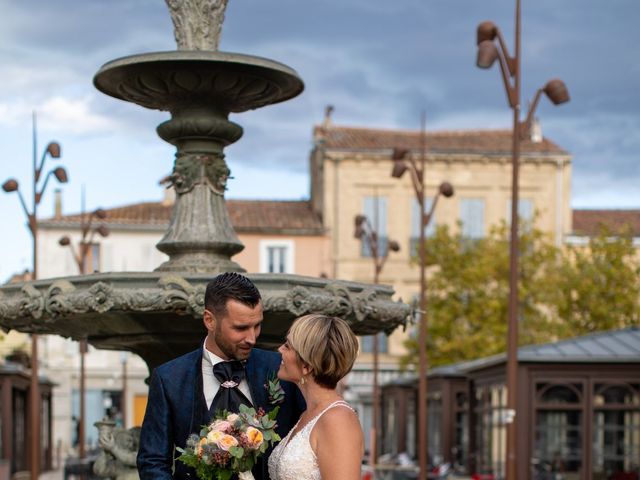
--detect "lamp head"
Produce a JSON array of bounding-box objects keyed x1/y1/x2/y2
[
  {"x1": 2, "y1": 178, "x2": 19, "y2": 193},
  {"x1": 388, "y1": 240, "x2": 401, "y2": 253},
  {"x1": 58, "y1": 236, "x2": 71, "y2": 246},
  {"x1": 391, "y1": 147, "x2": 410, "y2": 178},
  {"x1": 46, "y1": 142, "x2": 62, "y2": 158},
  {"x1": 94, "y1": 208, "x2": 107, "y2": 220},
  {"x1": 391, "y1": 160, "x2": 408, "y2": 179},
  {"x1": 354, "y1": 214, "x2": 367, "y2": 238},
  {"x1": 439, "y1": 181, "x2": 454, "y2": 198},
  {"x1": 476, "y1": 21, "x2": 498, "y2": 45},
  {"x1": 477, "y1": 40, "x2": 499, "y2": 69},
  {"x1": 391, "y1": 147, "x2": 409, "y2": 161},
  {"x1": 543, "y1": 79, "x2": 570, "y2": 105},
  {"x1": 53, "y1": 167, "x2": 68, "y2": 183},
  {"x1": 96, "y1": 225, "x2": 110, "y2": 238}
]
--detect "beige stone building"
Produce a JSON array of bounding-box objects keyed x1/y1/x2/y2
[
  {"x1": 38, "y1": 197, "x2": 329, "y2": 280},
  {"x1": 305, "y1": 120, "x2": 573, "y2": 451},
  {"x1": 310, "y1": 122, "x2": 572, "y2": 353}
]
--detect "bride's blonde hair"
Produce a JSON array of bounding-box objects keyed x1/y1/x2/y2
[{"x1": 287, "y1": 314, "x2": 359, "y2": 389}]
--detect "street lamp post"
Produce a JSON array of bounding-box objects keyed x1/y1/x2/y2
[
  {"x1": 391, "y1": 115, "x2": 454, "y2": 479},
  {"x1": 354, "y1": 214, "x2": 400, "y2": 467},
  {"x1": 2, "y1": 113, "x2": 66, "y2": 480},
  {"x1": 475, "y1": 2, "x2": 569, "y2": 478},
  {"x1": 58, "y1": 205, "x2": 109, "y2": 459}
]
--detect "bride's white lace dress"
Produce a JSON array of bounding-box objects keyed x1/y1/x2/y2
[{"x1": 268, "y1": 400, "x2": 353, "y2": 480}]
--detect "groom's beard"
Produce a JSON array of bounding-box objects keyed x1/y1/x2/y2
[{"x1": 213, "y1": 325, "x2": 253, "y2": 361}]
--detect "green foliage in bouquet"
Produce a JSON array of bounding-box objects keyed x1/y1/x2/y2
[{"x1": 177, "y1": 404, "x2": 281, "y2": 480}]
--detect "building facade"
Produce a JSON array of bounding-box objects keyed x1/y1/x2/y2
[{"x1": 381, "y1": 327, "x2": 640, "y2": 480}]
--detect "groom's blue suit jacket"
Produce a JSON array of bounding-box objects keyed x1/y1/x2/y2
[{"x1": 137, "y1": 347, "x2": 305, "y2": 480}]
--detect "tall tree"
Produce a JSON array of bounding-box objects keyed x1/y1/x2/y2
[
  {"x1": 402, "y1": 221, "x2": 563, "y2": 368},
  {"x1": 401, "y1": 222, "x2": 640, "y2": 369},
  {"x1": 557, "y1": 227, "x2": 640, "y2": 336}
]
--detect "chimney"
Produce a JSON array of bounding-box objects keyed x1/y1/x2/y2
[
  {"x1": 314, "y1": 105, "x2": 334, "y2": 146},
  {"x1": 322, "y1": 105, "x2": 334, "y2": 128},
  {"x1": 530, "y1": 117, "x2": 543, "y2": 143},
  {"x1": 54, "y1": 188, "x2": 63, "y2": 219}
]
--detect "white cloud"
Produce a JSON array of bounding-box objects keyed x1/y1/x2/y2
[
  {"x1": 39, "y1": 97, "x2": 117, "y2": 134},
  {"x1": 0, "y1": 96, "x2": 117, "y2": 135}
]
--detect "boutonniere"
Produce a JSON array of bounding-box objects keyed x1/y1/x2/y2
[{"x1": 265, "y1": 373, "x2": 285, "y2": 405}]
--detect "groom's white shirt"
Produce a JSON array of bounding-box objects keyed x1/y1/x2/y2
[{"x1": 202, "y1": 343, "x2": 254, "y2": 409}]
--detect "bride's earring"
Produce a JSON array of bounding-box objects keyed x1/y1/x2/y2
[{"x1": 298, "y1": 375, "x2": 306, "y2": 386}]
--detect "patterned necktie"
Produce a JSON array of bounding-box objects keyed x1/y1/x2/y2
[{"x1": 210, "y1": 360, "x2": 252, "y2": 415}]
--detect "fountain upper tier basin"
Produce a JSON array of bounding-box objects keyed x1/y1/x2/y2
[
  {"x1": 0, "y1": 272, "x2": 410, "y2": 372},
  {"x1": 93, "y1": 51, "x2": 305, "y2": 113}
]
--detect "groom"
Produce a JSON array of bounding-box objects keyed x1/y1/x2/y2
[{"x1": 137, "y1": 272, "x2": 305, "y2": 480}]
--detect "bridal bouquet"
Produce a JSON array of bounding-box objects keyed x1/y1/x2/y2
[{"x1": 177, "y1": 404, "x2": 281, "y2": 480}]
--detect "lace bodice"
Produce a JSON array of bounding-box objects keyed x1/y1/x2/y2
[{"x1": 268, "y1": 400, "x2": 353, "y2": 480}]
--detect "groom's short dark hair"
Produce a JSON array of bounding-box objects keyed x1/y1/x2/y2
[{"x1": 205, "y1": 272, "x2": 261, "y2": 317}]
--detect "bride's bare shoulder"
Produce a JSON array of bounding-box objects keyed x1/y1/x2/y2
[{"x1": 315, "y1": 404, "x2": 361, "y2": 436}]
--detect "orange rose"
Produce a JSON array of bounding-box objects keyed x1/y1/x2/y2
[
  {"x1": 246, "y1": 427, "x2": 264, "y2": 448},
  {"x1": 217, "y1": 434, "x2": 239, "y2": 451}
]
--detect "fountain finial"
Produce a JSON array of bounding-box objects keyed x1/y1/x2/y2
[{"x1": 166, "y1": 0, "x2": 229, "y2": 50}]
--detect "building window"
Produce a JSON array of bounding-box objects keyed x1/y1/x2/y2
[
  {"x1": 259, "y1": 240, "x2": 294, "y2": 274},
  {"x1": 454, "y1": 392, "x2": 470, "y2": 474},
  {"x1": 410, "y1": 197, "x2": 435, "y2": 257},
  {"x1": 13, "y1": 389, "x2": 27, "y2": 472},
  {"x1": 406, "y1": 390, "x2": 417, "y2": 458},
  {"x1": 460, "y1": 198, "x2": 485, "y2": 239},
  {"x1": 593, "y1": 383, "x2": 640, "y2": 479},
  {"x1": 534, "y1": 383, "x2": 583, "y2": 477},
  {"x1": 72, "y1": 389, "x2": 124, "y2": 447},
  {"x1": 428, "y1": 393, "x2": 444, "y2": 463},
  {"x1": 361, "y1": 196, "x2": 388, "y2": 257},
  {"x1": 382, "y1": 393, "x2": 398, "y2": 455},
  {"x1": 82, "y1": 243, "x2": 101, "y2": 273},
  {"x1": 506, "y1": 198, "x2": 534, "y2": 226},
  {"x1": 360, "y1": 333, "x2": 388, "y2": 354},
  {"x1": 474, "y1": 384, "x2": 507, "y2": 478},
  {"x1": 41, "y1": 395, "x2": 51, "y2": 469}
]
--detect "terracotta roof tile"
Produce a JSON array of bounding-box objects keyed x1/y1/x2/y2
[
  {"x1": 314, "y1": 125, "x2": 568, "y2": 155},
  {"x1": 572, "y1": 209, "x2": 640, "y2": 236},
  {"x1": 41, "y1": 200, "x2": 324, "y2": 234}
]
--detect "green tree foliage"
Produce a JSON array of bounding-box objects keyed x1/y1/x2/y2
[
  {"x1": 557, "y1": 227, "x2": 640, "y2": 336},
  {"x1": 401, "y1": 222, "x2": 640, "y2": 369}
]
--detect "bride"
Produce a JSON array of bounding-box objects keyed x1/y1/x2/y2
[{"x1": 268, "y1": 314, "x2": 364, "y2": 480}]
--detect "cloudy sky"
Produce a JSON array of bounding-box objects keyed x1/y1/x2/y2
[{"x1": 0, "y1": 0, "x2": 638, "y2": 282}]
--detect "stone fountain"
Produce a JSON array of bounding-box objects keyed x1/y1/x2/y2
[{"x1": 0, "y1": 0, "x2": 410, "y2": 374}]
